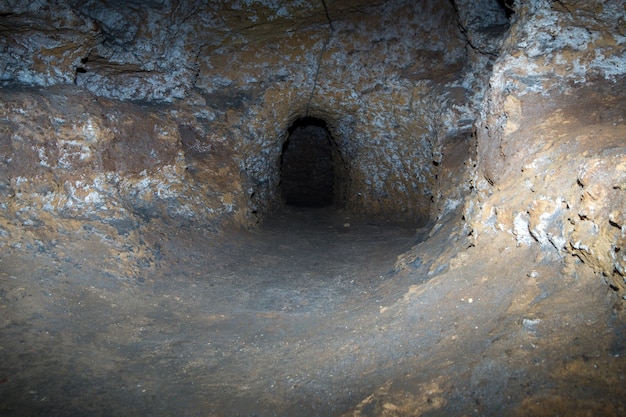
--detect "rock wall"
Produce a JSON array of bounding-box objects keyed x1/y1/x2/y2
[
  {"x1": 0, "y1": 85, "x2": 247, "y2": 234},
  {"x1": 1, "y1": 0, "x2": 490, "y2": 233},
  {"x1": 188, "y1": 0, "x2": 474, "y2": 223},
  {"x1": 468, "y1": 0, "x2": 626, "y2": 298},
  {"x1": 3, "y1": 0, "x2": 625, "y2": 298}
]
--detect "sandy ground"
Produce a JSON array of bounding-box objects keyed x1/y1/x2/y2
[{"x1": 1, "y1": 206, "x2": 625, "y2": 416}]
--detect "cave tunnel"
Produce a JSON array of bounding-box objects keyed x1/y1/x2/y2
[
  {"x1": 1, "y1": 0, "x2": 626, "y2": 416},
  {"x1": 280, "y1": 117, "x2": 337, "y2": 208}
]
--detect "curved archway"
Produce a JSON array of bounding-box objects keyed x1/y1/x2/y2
[{"x1": 280, "y1": 117, "x2": 336, "y2": 207}]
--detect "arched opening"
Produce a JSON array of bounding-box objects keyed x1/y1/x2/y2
[{"x1": 280, "y1": 117, "x2": 336, "y2": 208}]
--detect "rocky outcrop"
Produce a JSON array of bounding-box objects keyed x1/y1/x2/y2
[{"x1": 468, "y1": 0, "x2": 626, "y2": 298}]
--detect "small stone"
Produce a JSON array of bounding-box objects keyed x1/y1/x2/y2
[{"x1": 522, "y1": 317, "x2": 541, "y2": 332}]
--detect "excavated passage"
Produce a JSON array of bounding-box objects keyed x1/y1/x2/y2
[{"x1": 280, "y1": 118, "x2": 336, "y2": 208}]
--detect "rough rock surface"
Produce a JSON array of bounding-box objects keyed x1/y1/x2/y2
[
  {"x1": 1, "y1": 0, "x2": 490, "y2": 228},
  {"x1": 0, "y1": 85, "x2": 247, "y2": 236},
  {"x1": 1, "y1": 0, "x2": 626, "y2": 416},
  {"x1": 468, "y1": 0, "x2": 626, "y2": 298}
]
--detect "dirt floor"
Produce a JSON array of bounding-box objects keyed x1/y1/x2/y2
[{"x1": 1, "y1": 206, "x2": 625, "y2": 416}]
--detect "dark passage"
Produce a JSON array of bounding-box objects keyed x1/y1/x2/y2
[{"x1": 280, "y1": 117, "x2": 335, "y2": 207}]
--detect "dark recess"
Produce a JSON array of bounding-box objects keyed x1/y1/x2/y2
[
  {"x1": 495, "y1": 0, "x2": 515, "y2": 18},
  {"x1": 280, "y1": 117, "x2": 335, "y2": 207}
]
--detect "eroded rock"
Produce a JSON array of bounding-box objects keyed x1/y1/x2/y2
[{"x1": 469, "y1": 0, "x2": 626, "y2": 298}]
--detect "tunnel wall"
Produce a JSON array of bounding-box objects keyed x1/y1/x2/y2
[
  {"x1": 0, "y1": 86, "x2": 249, "y2": 236},
  {"x1": 467, "y1": 0, "x2": 626, "y2": 298},
  {"x1": 0, "y1": 0, "x2": 479, "y2": 231},
  {"x1": 199, "y1": 0, "x2": 473, "y2": 224},
  {"x1": 5, "y1": 0, "x2": 624, "y2": 299}
]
